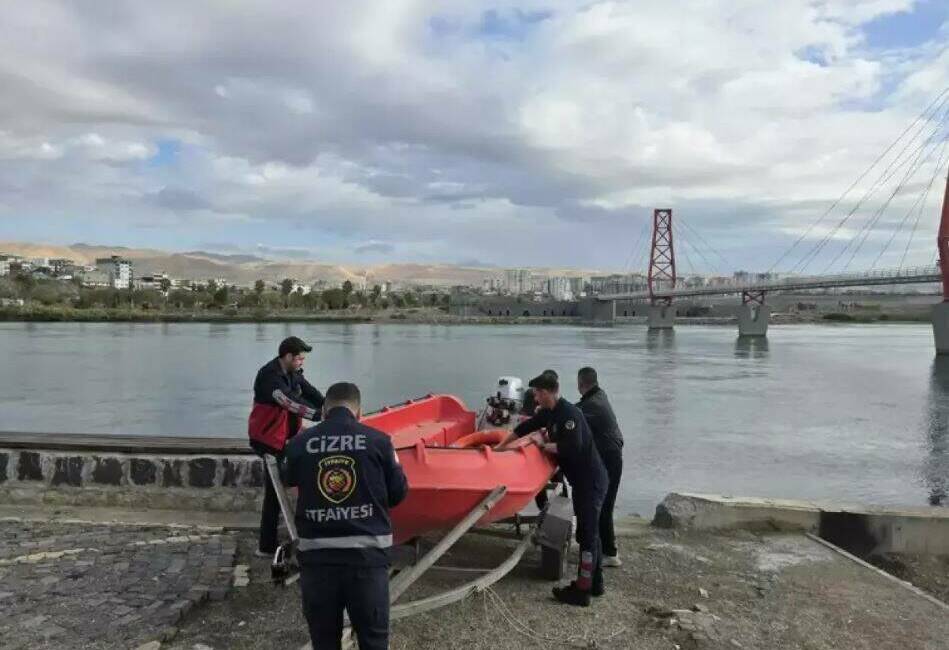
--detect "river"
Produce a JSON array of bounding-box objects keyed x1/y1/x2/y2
[{"x1": 1, "y1": 321, "x2": 946, "y2": 517}]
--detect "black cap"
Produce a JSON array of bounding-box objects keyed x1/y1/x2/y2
[
  {"x1": 528, "y1": 371, "x2": 559, "y2": 392},
  {"x1": 278, "y1": 336, "x2": 313, "y2": 356}
]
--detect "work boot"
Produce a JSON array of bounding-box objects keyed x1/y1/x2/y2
[
  {"x1": 570, "y1": 579, "x2": 605, "y2": 598},
  {"x1": 552, "y1": 583, "x2": 591, "y2": 607}
]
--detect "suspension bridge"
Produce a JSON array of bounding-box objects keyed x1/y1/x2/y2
[{"x1": 587, "y1": 85, "x2": 949, "y2": 349}]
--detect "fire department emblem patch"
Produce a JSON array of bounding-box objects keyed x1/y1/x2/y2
[
  {"x1": 317, "y1": 456, "x2": 357, "y2": 504},
  {"x1": 565, "y1": 420, "x2": 576, "y2": 430}
]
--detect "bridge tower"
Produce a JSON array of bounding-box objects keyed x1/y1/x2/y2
[
  {"x1": 933, "y1": 164, "x2": 949, "y2": 354},
  {"x1": 647, "y1": 208, "x2": 676, "y2": 329}
]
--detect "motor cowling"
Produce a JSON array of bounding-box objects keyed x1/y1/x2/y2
[{"x1": 484, "y1": 376, "x2": 524, "y2": 426}]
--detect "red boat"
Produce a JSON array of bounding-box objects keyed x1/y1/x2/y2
[{"x1": 362, "y1": 394, "x2": 556, "y2": 544}]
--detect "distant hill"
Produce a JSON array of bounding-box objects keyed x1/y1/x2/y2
[{"x1": 0, "y1": 240, "x2": 599, "y2": 287}]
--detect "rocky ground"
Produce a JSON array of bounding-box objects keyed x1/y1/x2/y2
[{"x1": 2, "y1": 515, "x2": 947, "y2": 650}]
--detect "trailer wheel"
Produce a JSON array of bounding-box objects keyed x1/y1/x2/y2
[{"x1": 540, "y1": 537, "x2": 569, "y2": 581}]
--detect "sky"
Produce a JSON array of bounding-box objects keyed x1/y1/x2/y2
[{"x1": 0, "y1": 0, "x2": 947, "y2": 274}]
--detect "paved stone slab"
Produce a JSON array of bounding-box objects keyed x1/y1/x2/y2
[{"x1": 0, "y1": 520, "x2": 238, "y2": 649}]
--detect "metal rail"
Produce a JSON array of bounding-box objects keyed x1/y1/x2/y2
[{"x1": 597, "y1": 265, "x2": 941, "y2": 301}]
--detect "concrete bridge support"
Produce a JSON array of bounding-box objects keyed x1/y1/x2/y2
[
  {"x1": 581, "y1": 298, "x2": 615, "y2": 323},
  {"x1": 738, "y1": 304, "x2": 770, "y2": 337},
  {"x1": 932, "y1": 303, "x2": 949, "y2": 355},
  {"x1": 647, "y1": 304, "x2": 675, "y2": 330}
]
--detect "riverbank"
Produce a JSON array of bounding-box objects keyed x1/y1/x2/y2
[
  {"x1": 0, "y1": 304, "x2": 934, "y2": 325},
  {"x1": 2, "y1": 508, "x2": 947, "y2": 650}
]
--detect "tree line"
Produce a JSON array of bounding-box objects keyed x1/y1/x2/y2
[{"x1": 0, "y1": 273, "x2": 449, "y2": 314}]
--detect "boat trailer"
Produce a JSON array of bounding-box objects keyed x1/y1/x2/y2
[{"x1": 263, "y1": 455, "x2": 573, "y2": 649}]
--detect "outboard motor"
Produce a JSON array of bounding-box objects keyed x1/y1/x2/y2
[{"x1": 482, "y1": 376, "x2": 524, "y2": 427}]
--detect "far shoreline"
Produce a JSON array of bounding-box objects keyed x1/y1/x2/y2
[{"x1": 0, "y1": 305, "x2": 933, "y2": 326}]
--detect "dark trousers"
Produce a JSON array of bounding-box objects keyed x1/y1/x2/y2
[
  {"x1": 598, "y1": 449, "x2": 623, "y2": 557},
  {"x1": 258, "y1": 456, "x2": 280, "y2": 554},
  {"x1": 573, "y1": 486, "x2": 604, "y2": 593},
  {"x1": 301, "y1": 564, "x2": 389, "y2": 650}
]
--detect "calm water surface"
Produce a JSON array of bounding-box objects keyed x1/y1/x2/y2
[{"x1": 1, "y1": 321, "x2": 946, "y2": 517}]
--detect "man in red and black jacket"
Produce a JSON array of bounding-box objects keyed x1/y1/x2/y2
[{"x1": 249, "y1": 336, "x2": 324, "y2": 556}]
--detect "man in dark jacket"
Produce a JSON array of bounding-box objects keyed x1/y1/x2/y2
[
  {"x1": 248, "y1": 336, "x2": 324, "y2": 557},
  {"x1": 498, "y1": 372, "x2": 608, "y2": 606},
  {"x1": 285, "y1": 382, "x2": 408, "y2": 650},
  {"x1": 576, "y1": 367, "x2": 624, "y2": 566}
]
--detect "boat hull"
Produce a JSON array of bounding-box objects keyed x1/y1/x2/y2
[{"x1": 362, "y1": 395, "x2": 556, "y2": 543}]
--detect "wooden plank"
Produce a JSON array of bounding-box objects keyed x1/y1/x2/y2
[
  {"x1": 264, "y1": 455, "x2": 298, "y2": 541},
  {"x1": 389, "y1": 485, "x2": 507, "y2": 604}
]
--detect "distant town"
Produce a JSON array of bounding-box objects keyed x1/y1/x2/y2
[{"x1": 0, "y1": 248, "x2": 936, "y2": 323}]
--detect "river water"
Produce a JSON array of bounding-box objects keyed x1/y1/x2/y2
[{"x1": 1, "y1": 321, "x2": 946, "y2": 517}]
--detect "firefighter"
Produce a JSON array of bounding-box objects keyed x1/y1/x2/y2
[
  {"x1": 498, "y1": 371, "x2": 608, "y2": 606},
  {"x1": 248, "y1": 336, "x2": 324, "y2": 557},
  {"x1": 285, "y1": 382, "x2": 408, "y2": 649},
  {"x1": 576, "y1": 367, "x2": 625, "y2": 567}
]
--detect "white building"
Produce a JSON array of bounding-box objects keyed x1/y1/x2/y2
[
  {"x1": 502, "y1": 269, "x2": 532, "y2": 295},
  {"x1": 95, "y1": 256, "x2": 133, "y2": 289},
  {"x1": 547, "y1": 276, "x2": 573, "y2": 301},
  {"x1": 0, "y1": 259, "x2": 9, "y2": 277}
]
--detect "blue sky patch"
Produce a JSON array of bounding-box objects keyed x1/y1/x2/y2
[
  {"x1": 862, "y1": 0, "x2": 948, "y2": 50},
  {"x1": 148, "y1": 138, "x2": 181, "y2": 168}
]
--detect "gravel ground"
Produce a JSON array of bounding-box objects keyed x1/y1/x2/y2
[{"x1": 165, "y1": 524, "x2": 949, "y2": 650}]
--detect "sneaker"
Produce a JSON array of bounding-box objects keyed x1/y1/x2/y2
[
  {"x1": 254, "y1": 548, "x2": 274, "y2": 559},
  {"x1": 602, "y1": 555, "x2": 622, "y2": 567},
  {"x1": 552, "y1": 584, "x2": 591, "y2": 607}
]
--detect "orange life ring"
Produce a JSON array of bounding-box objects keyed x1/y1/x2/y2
[{"x1": 451, "y1": 429, "x2": 508, "y2": 448}]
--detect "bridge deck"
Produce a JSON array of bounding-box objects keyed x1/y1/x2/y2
[{"x1": 598, "y1": 265, "x2": 940, "y2": 301}]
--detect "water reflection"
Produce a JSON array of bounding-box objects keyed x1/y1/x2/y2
[
  {"x1": 645, "y1": 328, "x2": 676, "y2": 351},
  {"x1": 925, "y1": 357, "x2": 949, "y2": 506},
  {"x1": 208, "y1": 323, "x2": 230, "y2": 338},
  {"x1": 255, "y1": 323, "x2": 267, "y2": 341},
  {"x1": 734, "y1": 337, "x2": 770, "y2": 360}
]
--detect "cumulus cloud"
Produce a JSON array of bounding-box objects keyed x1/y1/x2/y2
[{"x1": 0, "y1": 1, "x2": 946, "y2": 272}]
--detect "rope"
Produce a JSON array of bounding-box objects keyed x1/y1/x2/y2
[
  {"x1": 481, "y1": 586, "x2": 627, "y2": 648},
  {"x1": 768, "y1": 84, "x2": 949, "y2": 273},
  {"x1": 791, "y1": 89, "x2": 949, "y2": 274}
]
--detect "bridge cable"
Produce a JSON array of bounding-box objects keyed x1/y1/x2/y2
[
  {"x1": 835, "y1": 114, "x2": 949, "y2": 272},
  {"x1": 899, "y1": 141, "x2": 949, "y2": 270},
  {"x1": 793, "y1": 95, "x2": 949, "y2": 274},
  {"x1": 870, "y1": 136, "x2": 949, "y2": 271},
  {"x1": 677, "y1": 217, "x2": 730, "y2": 274},
  {"x1": 674, "y1": 220, "x2": 717, "y2": 275},
  {"x1": 796, "y1": 100, "x2": 949, "y2": 274},
  {"x1": 768, "y1": 84, "x2": 949, "y2": 274},
  {"x1": 621, "y1": 219, "x2": 650, "y2": 273},
  {"x1": 672, "y1": 223, "x2": 698, "y2": 276}
]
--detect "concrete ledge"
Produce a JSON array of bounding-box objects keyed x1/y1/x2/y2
[
  {"x1": 0, "y1": 448, "x2": 263, "y2": 513},
  {"x1": 653, "y1": 492, "x2": 949, "y2": 555}
]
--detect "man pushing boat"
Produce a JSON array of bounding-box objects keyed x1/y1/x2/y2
[{"x1": 497, "y1": 371, "x2": 609, "y2": 606}]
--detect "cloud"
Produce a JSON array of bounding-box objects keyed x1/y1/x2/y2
[
  {"x1": 354, "y1": 241, "x2": 396, "y2": 254},
  {"x1": 0, "y1": 1, "x2": 946, "y2": 273}
]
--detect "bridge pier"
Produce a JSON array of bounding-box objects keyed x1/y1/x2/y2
[
  {"x1": 581, "y1": 298, "x2": 615, "y2": 323},
  {"x1": 737, "y1": 304, "x2": 770, "y2": 337},
  {"x1": 932, "y1": 303, "x2": 949, "y2": 355},
  {"x1": 647, "y1": 304, "x2": 675, "y2": 330}
]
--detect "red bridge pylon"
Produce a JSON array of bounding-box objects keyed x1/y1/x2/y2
[{"x1": 648, "y1": 208, "x2": 676, "y2": 305}]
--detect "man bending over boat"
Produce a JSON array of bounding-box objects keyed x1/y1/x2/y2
[
  {"x1": 285, "y1": 382, "x2": 408, "y2": 650},
  {"x1": 248, "y1": 336, "x2": 324, "y2": 557},
  {"x1": 497, "y1": 371, "x2": 608, "y2": 606}
]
